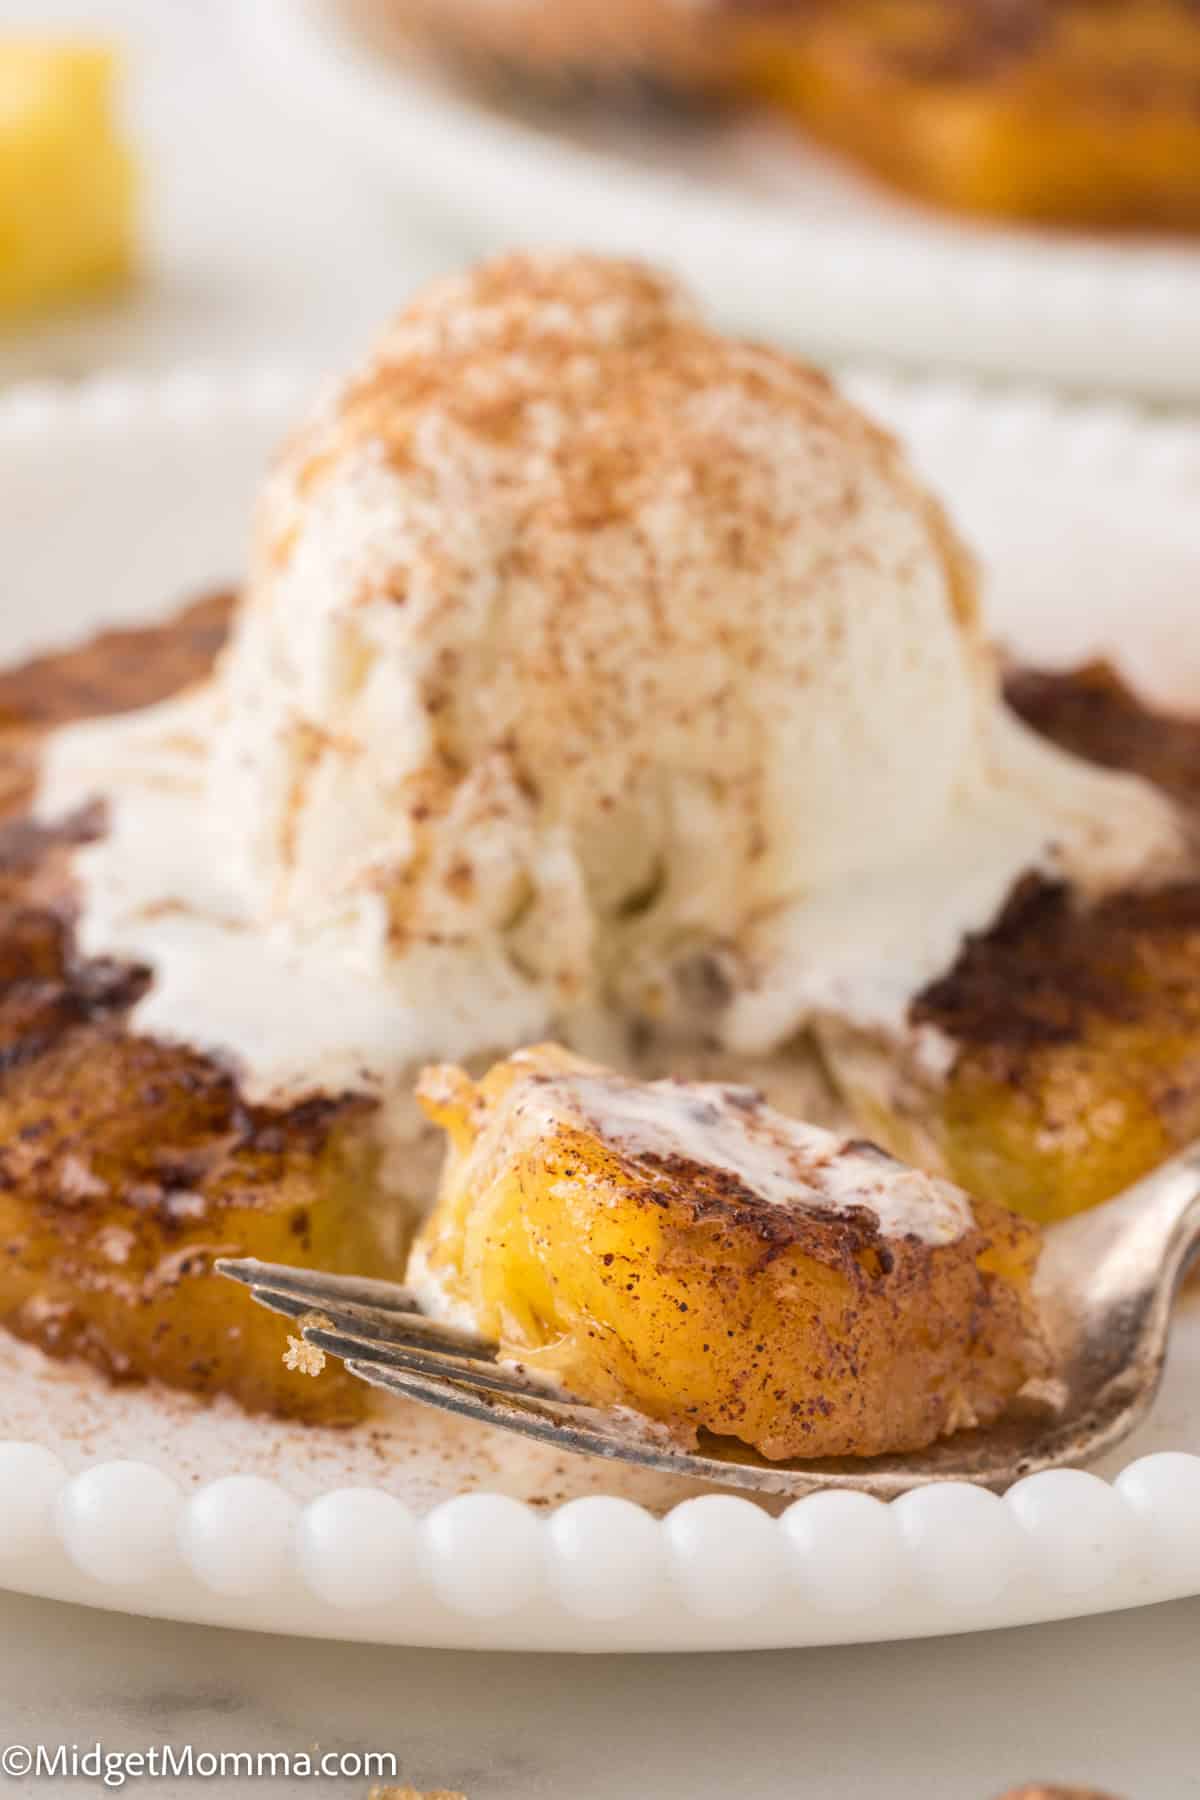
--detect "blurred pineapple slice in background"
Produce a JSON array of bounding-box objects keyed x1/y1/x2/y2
[
  {"x1": 0, "y1": 39, "x2": 135, "y2": 319},
  {"x1": 738, "y1": 1, "x2": 1200, "y2": 229}
]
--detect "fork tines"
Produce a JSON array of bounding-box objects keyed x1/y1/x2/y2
[
  {"x1": 215, "y1": 1255, "x2": 584, "y2": 1411},
  {"x1": 215, "y1": 1257, "x2": 788, "y2": 1483},
  {"x1": 217, "y1": 1255, "x2": 490, "y2": 1348},
  {"x1": 340, "y1": 1357, "x2": 655, "y2": 1464}
]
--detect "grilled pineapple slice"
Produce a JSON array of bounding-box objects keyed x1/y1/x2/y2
[
  {"x1": 820, "y1": 874, "x2": 1200, "y2": 1227},
  {"x1": 0, "y1": 592, "x2": 398, "y2": 1422},
  {"x1": 412, "y1": 1045, "x2": 1046, "y2": 1461},
  {"x1": 820, "y1": 668, "x2": 1200, "y2": 1227},
  {"x1": 0, "y1": 896, "x2": 387, "y2": 1422},
  {"x1": 0, "y1": 591, "x2": 234, "y2": 822},
  {"x1": 1005, "y1": 661, "x2": 1200, "y2": 827},
  {"x1": 737, "y1": 0, "x2": 1200, "y2": 229}
]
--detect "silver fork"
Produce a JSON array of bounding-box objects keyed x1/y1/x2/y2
[{"x1": 217, "y1": 1143, "x2": 1200, "y2": 1498}]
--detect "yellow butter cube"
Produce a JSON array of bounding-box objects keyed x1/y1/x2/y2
[{"x1": 0, "y1": 40, "x2": 135, "y2": 319}]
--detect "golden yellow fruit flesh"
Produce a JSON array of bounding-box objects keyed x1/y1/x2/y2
[
  {"x1": 412, "y1": 1045, "x2": 1046, "y2": 1462},
  {"x1": 0, "y1": 40, "x2": 135, "y2": 319},
  {"x1": 0, "y1": 997, "x2": 390, "y2": 1425}
]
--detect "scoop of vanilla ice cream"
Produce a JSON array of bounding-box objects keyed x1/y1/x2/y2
[
  {"x1": 37, "y1": 253, "x2": 1184, "y2": 1105},
  {"x1": 209, "y1": 256, "x2": 992, "y2": 1014}
]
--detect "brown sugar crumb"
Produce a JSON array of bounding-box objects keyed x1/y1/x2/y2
[
  {"x1": 283, "y1": 1335, "x2": 326, "y2": 1379},
  {"x1": 283, "y1": 1312, "x2": 334, "y2": 1378}
]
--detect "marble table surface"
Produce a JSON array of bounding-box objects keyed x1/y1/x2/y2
[
  {"x1": 0, "y1": 1591, "x2": 1194, "y2": 1800},
  {"x1": 3, "y1": 1585, "x2": 1198, "y2": 1799},
  {"x1": 3, "y1": 3, "x2": 1199, "y2": 1796}
]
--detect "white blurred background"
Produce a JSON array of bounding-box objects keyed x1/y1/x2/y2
[
  {"x1": 10, "y1": 0, "x2": 1200, "y2": 397},
  {"x1": 0, "y1": 0, "x2": 458, "y2": 385}
]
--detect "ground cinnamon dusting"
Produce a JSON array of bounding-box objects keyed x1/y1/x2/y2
[
  {"x1": 0, "y1": 589, "x2": 233, "y2": 734},
  {"x1": 911, "y1": 663, "x2": 1200, "y2": 1066},
  {"x1": 239, "y1": 250, "x2": 980, "y2": 1011},
  {"x1": 913, "y1": 871, "x2": 1200, "y2": 1056},
  {"x1": 0, "y1": 590, "x2": 234, "y2": 821},
  {"x1": 1006, "y1": 659, "x2": 1200, "y2": 819}
]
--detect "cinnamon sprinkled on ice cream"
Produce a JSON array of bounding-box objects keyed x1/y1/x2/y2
[
  {"x1": 220, "y1": 253, "x2": 992, "y2": 1024},
  {"x1": 37, "y1": 253, "x2": 1183, "y2": 1116}
]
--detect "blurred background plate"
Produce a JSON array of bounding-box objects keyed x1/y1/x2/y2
[{"x1": 244, "y1": 0, "x2": 1200, "y2": 402}]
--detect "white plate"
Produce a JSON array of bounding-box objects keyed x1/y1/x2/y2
[
  {"x1": 1, "y1": 367, "x2": 1199, "y2": 1652},
  {"x1": 243, "y1": 0, "x2": 1200, "y2": 400}
]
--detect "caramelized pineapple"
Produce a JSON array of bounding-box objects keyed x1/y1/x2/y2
[
  {"x1": 821, "y1": 874, "x2": 1200, "y2": 1227},
  {"x1": 819, "y1": 665, "x2": 1200, "y2": 1227},
  {"x1": 0, "y1": 591, "x2": 234, "y2": 822},
  {"x1": 0, "y1": 876, "x2": 388, "y2": 1421},
  {"x1": 1004, "y1": 661, "x2": 1200, "y2": 822},
  {"x1": 737, "y1": 1, "x2": 1200, "y2": 229},
  {"x1": 0, "y1": 593, "x2": 397, "y2": 1422},
  {"x1": 412, "y1": 1045, "x2": 1045, "y2": 1461}
]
